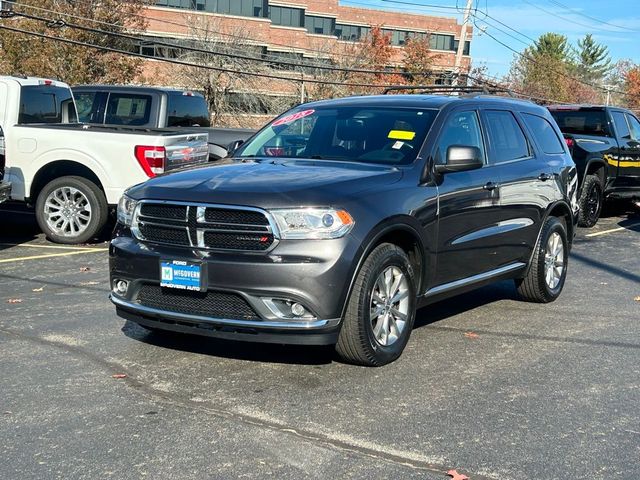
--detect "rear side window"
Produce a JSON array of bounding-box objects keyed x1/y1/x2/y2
[
  {"x1": 549, "y1": 109, "x2": 610, "y2": 136},
  {"x1": 18, "y1": 86, "x2": 76, "y2": 124},
  {"x1": 483, "y1": 110, "x2": 530, "y2": 164},
  {"x1": 522, "y1": 113, "x2": 565, "y2": 154},
  {"x1": 611, "y1": 111, "x2": 630, "y2": 138},
  {"x1": 105, "y1": 93, "x2": 152, "y2": 126},
  {"x1": 166, "y1": 93, "x2": 211, "y2": 127}
]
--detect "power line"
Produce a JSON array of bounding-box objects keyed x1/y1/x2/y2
[{"x1": 546, "y1": 0, "x2": 640, "y2": 32}]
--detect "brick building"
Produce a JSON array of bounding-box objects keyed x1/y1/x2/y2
[{"x1": 136, "y1": 0, "x2": 472, "y2": 124}]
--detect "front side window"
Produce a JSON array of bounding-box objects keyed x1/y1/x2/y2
[
  {"x1": 522, "y1": 113, "x2": 565, "y2": 154},
  {"x1": 611, "y1": 111, "x2": 630, "y2": 139},
  {"x1": 435, "y1": 111, "x2": 484, "y2": 164},
  {"x1": 237, "y1": 106, "x2": 437, "y2": 165},
  {"x1": 483, "y1": 110, "x2": 530, "y2": 164},
  {"x1": 625, "y1": 113, "x2": 640, "y2": 140},
  {"x1": 75, "y1": 92, "x2": 99, "y2": 123}
]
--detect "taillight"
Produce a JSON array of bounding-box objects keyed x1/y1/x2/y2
[
  {"x1": 565, "y1": 137, "x2": 575, "y2": 150},
  {"x1": 134, "y1": 146, "x2": 166, "y2": 177}
]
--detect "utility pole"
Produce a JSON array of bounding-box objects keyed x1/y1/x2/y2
[
  {"x1": 604, "y1": 84, "x2": 612, "y2": 106},
  {"x1": 452, "y1": 0, "x2": 474, "y2": 87}
]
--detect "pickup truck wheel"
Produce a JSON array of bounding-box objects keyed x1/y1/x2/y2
[
  {"x1": 336, "y1": 243, "x2": 416, "y2": 367},
  {"x1": 35, "y1": 176, "x2": 108, "y2": 244},
  {"x1": 515, "y1": 216, "x2": 568, "y2": 303},
  {"x1": 577, "y1": 174, "x2": 603, "y2": 227}
]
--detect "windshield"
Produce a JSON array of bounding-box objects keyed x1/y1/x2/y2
[
  {"x1": 19, "y1": 85, "x2": 77, "y2": 124},
  {"x1": 549, "y1": 109, "x2": 610, "y2": 136},
  {"x1": 237, "y1": 106, "x2": 438, "y2": 165}
]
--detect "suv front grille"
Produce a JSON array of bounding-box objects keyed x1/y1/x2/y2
[
  {"x1": 133, "y1": 202, "x2": 275, "y2": 251},
  {"x1": 136, "y1": 285, "x2": 261, "y2": 320}
]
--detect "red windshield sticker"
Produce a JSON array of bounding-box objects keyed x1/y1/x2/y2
[{"x1": 271, "y1": 109, "x2": 315, "y2": 127}]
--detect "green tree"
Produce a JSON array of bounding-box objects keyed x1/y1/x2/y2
[
  {"x1": 574, "y1": 34, "x2": 611, "y2": 83},
  {"x1": 0, "y1": 0, "x2": 147, "y2": 84},
  {"x1": 532, "y1": 33, "x2": 571, "y2": 62}
]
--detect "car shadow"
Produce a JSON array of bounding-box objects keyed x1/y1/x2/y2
[{"x1": 121, "y1": 320, "x2": 335, "y2": 366}]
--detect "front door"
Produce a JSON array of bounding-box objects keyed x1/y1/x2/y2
[{"x1": 433, "y1": 109, "x2": 504, "y2": 287}]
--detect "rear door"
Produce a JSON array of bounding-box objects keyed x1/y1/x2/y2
[
  {"x1": 480, "y1": 109, "x2": 553, "y2": 266},
  {"x1": 433, "y1": 109, "x2": 505, "y2": 286}
]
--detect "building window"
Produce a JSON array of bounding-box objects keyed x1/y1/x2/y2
[
  {"x1": 305, "y1": 15, "x2": 335, "y2": 35},
  {"x1": 453, "y1": 40, "x2": 471, "y2": 55},
  {"x1": 154, "y1": 0, "x2": 267, "y2": 18},
  {"x1": 334, "y1": 23, "x2": 370, "y2": 41},
  {"x1": 430, "y1": 33, "x2": 455, "y2": 51},
  {"x1": 269, "y1": 6, "x2": 304, "y2": 27}
]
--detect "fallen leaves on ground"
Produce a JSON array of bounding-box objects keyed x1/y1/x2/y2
[
  {"x1": 79, "y1": 281, "x2": 100, "y2": 286},
  {"x1": 464, "y1": 332, "x2": 480, "y2": 339},
  {"x1": 447, "y1": 469, "x2": 470, "y2": 480},
  {"x1": 111, "y1": 374, "x2": 127, "y2": 379},
  {"x1": 634, "y1": 296, "x2": 640, "y2": 302},
  {"x1": 79, "y1": 266, "x2": 91, "y2": 272},
  {"x1": 6, "y1": 298, "x2": 22, "y2": 304},
  {"x1": 32, "y1": 286, "x2": 45, "y2": 292}
]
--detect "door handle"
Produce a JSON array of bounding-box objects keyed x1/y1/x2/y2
[
  {"x1": 538, "y1": 173, "x2": 554, "y2": 181},
  {"x1": 483, "y1": 181, "x2": 499, "y2": 191}
]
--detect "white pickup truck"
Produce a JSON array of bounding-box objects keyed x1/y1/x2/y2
[{"x1": 0, "y1": 76, "x2": 209, "y2": 243}]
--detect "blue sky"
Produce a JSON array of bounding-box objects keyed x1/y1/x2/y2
[{"x1": 340, "y1": 0, "x2": 640, "y2": 77}]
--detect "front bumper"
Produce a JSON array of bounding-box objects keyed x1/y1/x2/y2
[
  {"x1": 109, "y1": 230, "x2": 361, "y2": 345},
  {"x1": 0, "y1": 181, "x2": 11, "y2": 203}
]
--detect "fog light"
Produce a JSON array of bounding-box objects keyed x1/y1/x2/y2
[
  {"x1": 291, "y1": 302, "x2": 306, "y2": 317},
  {"x1": 113, "y1": 279, "x2": 129, "y2": 296}
]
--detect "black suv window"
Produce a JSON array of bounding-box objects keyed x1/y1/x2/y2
[
  {"x1": 18, "y1": 86, "x2": 76, "y2": 124},
  {"x1": 625, "y1": 113, "x2": 640, "y2": 140},
  {"x1": 435, "y1": 110, "x2": 484, "y2": 164},
  {"x1": 105, "y1": 93, "x2": 152, "y2": 126},
  {"x1": 522, "y1": 113, "x2": 565, "y2": 154},
  {"x1": 166, "y1": 93, "x2": 211, "y2": 127},
  {"x1": 483, "y1": 110, "x2": 529, "y2": 164}
]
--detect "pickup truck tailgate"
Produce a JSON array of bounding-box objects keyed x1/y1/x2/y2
[{"x1": 164, "y1": 133, "x2": 209, "y2": 172}]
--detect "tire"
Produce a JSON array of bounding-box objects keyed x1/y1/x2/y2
[
  {"x1": 577, "y1": 174, "x2": 603, "y2": 227},
  {"x1": 515, "y1": 216, "x2": 568, "y2": 303},
  {"x1": 336, "y1": 243, "x2": 417, "y2": 367},
  {"x1": 35, "y1": 175, "x2": 108, "y2": 244}
]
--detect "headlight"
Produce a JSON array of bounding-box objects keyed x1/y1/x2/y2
[
  {"x1": 270, "y1": 208, "x2": 354, "y2": 239},
  {"x1": 117, "y1": 194, "x2": 138, "y2": 226}
]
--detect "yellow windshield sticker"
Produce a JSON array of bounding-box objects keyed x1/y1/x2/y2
[{"x1": 388, "y1": 130, "x2": 416, "y2": 141}]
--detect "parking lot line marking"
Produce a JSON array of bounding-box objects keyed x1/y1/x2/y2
[
  {"x1": 585, "y1": 222, "x2": 640, "y2": 237},
  {"x1": 0, "y1": 248, "x2": 108, "y2": 263},
  {"x1": 0, "y1": 242, "x2": 104, "y2": 251}
]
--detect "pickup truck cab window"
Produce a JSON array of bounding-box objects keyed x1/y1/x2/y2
[
  {"x1": 625, "y1": 113, "x2": 640, "y2": 140},
  {"x1": 166, "y1": 93, "x2": 211, "y2": 127},
  {"x1": 611, "y1": 111, "x2": 631, "y2": 139},
  {"x1": 550, "y1": 109, "x2": 611, "y2": 136},
  {"x1": 105, "y1": 93, "x2": 152, "y2": 126},
  {"x1": 237, "y1": 107, "x2": 438, "y2": 165},
  {"x1": 483, "y1": 110, "x2": 530, "y2": 164},
  {"x1": 434, "y1": 110, "x2": 485, "y2": 164},
  {"x1": 521, "y1": 113, "x2": 565, "y2": 155},
  {"x1": 18, "y1": 86, "x2": 76, "y2": 124}
]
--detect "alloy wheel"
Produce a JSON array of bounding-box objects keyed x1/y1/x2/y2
[
  {"x1": 544, "y1": 231, "x2": 565, "y2": 290},
  {"x1": 370, "y1": 266, "x2": 410, "y2": 346},
  {"x1": 44, "y1": 186, "x2": 92, "y2": 237}
]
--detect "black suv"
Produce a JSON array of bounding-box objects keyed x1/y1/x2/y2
[{"x1": 110, "y1": 94, "x2": 578, "y2": 366}]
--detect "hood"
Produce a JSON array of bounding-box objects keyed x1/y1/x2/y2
[{"x1": 128, "y1": 158, "x2": 404, "y2": 208}]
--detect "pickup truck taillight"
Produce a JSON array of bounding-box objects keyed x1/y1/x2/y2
[{"x1": 135, "y1": 146, "x2": 166, "y2": 177}]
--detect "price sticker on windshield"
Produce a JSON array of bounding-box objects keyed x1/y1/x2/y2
[{"x1": 271, "y1": 109, "x2": 315, "y2": 127}]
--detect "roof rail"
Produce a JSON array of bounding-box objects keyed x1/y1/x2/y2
[{"x1": 382, "y1": 84, "x2": 515, "y2": 98}]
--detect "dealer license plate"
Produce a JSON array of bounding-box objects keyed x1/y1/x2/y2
[{"x1": 160, "y1": 260, "x2": 204, "y2": 291}]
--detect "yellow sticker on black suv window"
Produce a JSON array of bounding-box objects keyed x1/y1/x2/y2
[{"x1": 388, "y1": 130, "x2": 416, "y2": 141}]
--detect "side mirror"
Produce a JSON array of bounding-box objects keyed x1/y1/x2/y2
[
  {"x1": 435, "y1": 145, "x2": 484, "y2": 174},
  {"x1": 226, "y1": 139, "x2": 245, "y2": 156}
]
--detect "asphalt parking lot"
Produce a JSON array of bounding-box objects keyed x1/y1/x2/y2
[{"x1": 0, "y1": 204, "x2": 638, "y2": 480}]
